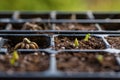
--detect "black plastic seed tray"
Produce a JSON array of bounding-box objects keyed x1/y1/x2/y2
[
  {"x1": 1, "y1": 20, "x2": 120, "y2": 34},
  {"x1": 1, "y1": 11, "x2": 120, "y2": 19},
  {"x1": 0, "y1": 11, "x2": 120, "y2": 79},
  {"x1": 92, "y1": 12, "x2": 120, "y2": 19},
  {"x1": 0, "y1": 11, "x2": 120, "y2": 35},
  {"x1": 0, "y1": 11, "x2": 90, "y2": 20},
  {"x1": 0, "y1": 33, "x2": 119, "y2": 79}
]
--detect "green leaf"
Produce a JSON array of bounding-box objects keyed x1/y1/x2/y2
[
  {"x1": 96, "y1": 54, "x2": 103, "y2": 62},
  {"x1": 74, "y1": 38, "x2": 79, "y2": 47},
  {"x1": 9, "y1": 50, "x2": 19, "y2": 66},
  {"x1": 84, "y1": 33, "x2": 91, "y2": 41},
  {"x1": 10, "y1": 58, "x2": 15, "y2": 65},
  {"x1": 12, "y1": 50, "x2": 19, "y2": 60}
]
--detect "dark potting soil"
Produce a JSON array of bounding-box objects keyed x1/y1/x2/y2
[
  {"x1": 56, "y1": 52, "x2": 120, "y2": 72},
  {"x1": 55, "y1": 36, "x2": 106, "y2": 50},
  {"x1": 55, "y1": 23, "x2": 97, "y2": 30},
  {"x1": 106, "y1": 37, "x2": 120, "y2": 49},
  {"x1": 0, "y1": 52, "x2": 49, "y2": 72},
  {"x1": 100, "y1": 23, "x2": 120, "y2": 30}
]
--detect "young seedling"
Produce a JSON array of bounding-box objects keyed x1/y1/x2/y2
[
  {"x1": 84, "y1": 33, "x2": 91, "y2": 41},
  {"x1": 73, "y1": 38, "x2": 79, "y2": 48},
  {"x1": 10, "y1": 50, "x2": 19, "y2": 66},
  {"x1": 14, "y1": 38, "x2": 39, "y2": 49},
  {"x1": 96, "y1": 54, "x2": 103, "y2": 63}
]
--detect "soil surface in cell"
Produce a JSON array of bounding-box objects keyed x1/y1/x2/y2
[
  {"x1": 100, "y1": 24, "x2": 120, "y2": 30},
  {"x1": 0, "y1": 52, "x2": 49, "y2": 72},
  {"x1": 106, "y1": 37, "x2": 120, "y2": 49},
  {"x1": 8, "y1": 22, "x2": 50, "y2": 30},
  {"x1": 55, "y1": 23, "x2": 97, "y2": 30},
  {"x1": 56, "y1": 52, "x2": 120, "y2": 72},
  {"x1": 55, "y1": 36, "x2": 106, "y2": 50}
]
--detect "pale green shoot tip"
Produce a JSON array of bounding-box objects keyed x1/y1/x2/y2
[
  {"x1": 84, "y1": 33, "x2": 91, "y2": 41},
  {"x1": 96, "y1": 54, "x2": 103, "y2": 63},
  {"x1": 10, "y1": 50, "x2": 19, "y2": 65},
  {"x1": 74, "y1": 38, "x2": 79, "y2": 47}
]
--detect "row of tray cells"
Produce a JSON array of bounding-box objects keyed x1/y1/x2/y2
[
  {"x1": 0, "y1": 34, "x2": 120, "y2": 73},
  {"x1": 0, "y1": 22, "x2": 120, "y2": 30},
  {"x1": 1, "y1": 34, "x2": 120, "y2": 51},
  {"x1": 0, "y1": 51, "x2": 119, "y2": 73},
  {"x1": 0, "y1": 12, "x2": 120, "y2": 19}
]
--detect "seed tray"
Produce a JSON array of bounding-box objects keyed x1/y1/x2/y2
[
  {"x1": 0, "y1": 34, "x2": 119, "y2": 79},
  {"x1": 0, "y1": 11, "x2": 89, "y2": 20},
  {"x1": 1, "y1": 21, "x2": 120, "y2": 35},
  {"x1": 1, "y1": 11, "x2": 120, "y2": 19},
  {"x1": 0, "y1": 11, "x2": 120, "y2": 35},
  {"x1": 0, "y1": 11, "x2": 120, "y2": 79}
]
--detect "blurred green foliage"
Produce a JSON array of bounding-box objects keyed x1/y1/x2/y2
[{"x1": 0, "y1": 0, "x2": 120, "y2": 11}]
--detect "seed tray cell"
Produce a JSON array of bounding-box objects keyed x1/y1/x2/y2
[
  {"x1": 0, "y1": 13, "x2": 13, "y2": 19},
  {"x1": 1, "y1": 34, "x2": 51, "y2": 53},
  {"x1": 93, "y1": 13, "x2": 120, "y2": 19},
  {"x1": 0, "y1": 12, "x2": 52, "y2": 20},
  {"x1": 4, "y1": 22, "x2": 52, "y2": 30},
  {"x1": 56, "y1": 52, "x2": 120, "y2": 72},
  {"x1": 54, "y1": 35, "x2": 106, "y2": 50},
  {"x1": 52, "y1": 21, "x2": 120, "y2": 31},
  {"x1": 0, "y1": 52, "x2": 49, "y2": 72},
  {"x1": 99, "y1": 23, "x2": 120, "y2": 31},
  {"x1": 20, "y1": 13, "x2": 50, "y2": 19},
  {"x1": 0, "y1": 23, "x2": 7, "y2": 30},
  {"x1": 105, "y1": 36, "x2": 120, "y2": 49},
  {"x1": 56, "y1": 13, "x2": 88, "y2": 19}
]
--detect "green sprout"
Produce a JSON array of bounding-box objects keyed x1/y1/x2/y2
[
  {"x1": 10, "y1": 50, "x2": 19, "y2": 66},
  {"x1": 96, "y1": 54, "x2": 103, "y2": 63},
  {"x1": 74, "y1": 38, "x2": 79, "y2": 47},
  {"x1": 84, "y1": 33, "x2": 91, "y2": 41}
]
